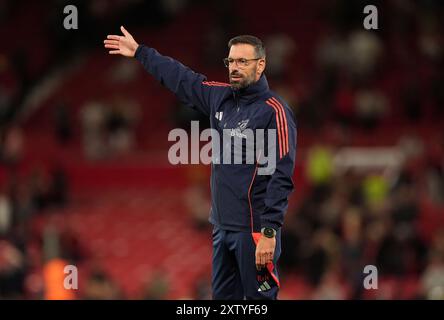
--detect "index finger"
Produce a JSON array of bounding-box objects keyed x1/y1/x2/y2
[{"x1": 107, "y1": 35, "x2": 122, "y2": 41}]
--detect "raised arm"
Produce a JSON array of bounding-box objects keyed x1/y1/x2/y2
[{"x1": 104, "y1": 26, "x2": 223, "y2": 116}]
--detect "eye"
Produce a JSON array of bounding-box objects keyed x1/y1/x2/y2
[{"x1": 239, "y1": 59, "x2": 247, "y2": 64}]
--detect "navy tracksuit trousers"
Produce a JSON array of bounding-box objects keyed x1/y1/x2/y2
[{"x1": 211, "y1": 226, "x2": 281, "y2": 300}]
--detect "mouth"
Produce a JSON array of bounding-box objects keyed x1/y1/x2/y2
[{"x1": 230, "y1": 74, "x2": 243, "y2": 81}]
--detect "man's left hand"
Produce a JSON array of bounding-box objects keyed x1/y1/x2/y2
[{"x1": 255, "y1": 236, "x2": 276, "y2": 270}]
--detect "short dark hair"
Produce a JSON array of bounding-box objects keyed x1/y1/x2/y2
[{"x1": 228, "y1": 35, "x2": 266, "y2": 58}]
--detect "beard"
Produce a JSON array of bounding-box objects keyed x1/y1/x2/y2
[{"x1": 229, "y1": 71, "x2": 256, "y2": 90}]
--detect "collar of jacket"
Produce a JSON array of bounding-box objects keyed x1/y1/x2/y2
[{"x1": 232, "y1": 74, "x2": 269, "y2": 104}]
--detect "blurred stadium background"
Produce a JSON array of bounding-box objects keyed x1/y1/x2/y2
[{"x1": 1, "y1": 0, "x2": 444, "y2": 300}]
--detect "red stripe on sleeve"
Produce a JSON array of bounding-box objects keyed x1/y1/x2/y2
[
  {"x1": 266, "y1": 100, "x2": 284, "y2": 159},
  {"x1": 270, "y1": 97, "x2": 289, "y2": 155}
]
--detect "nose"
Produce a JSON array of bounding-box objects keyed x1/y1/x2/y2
[{"x1": 230, "y1": 65, "x2": 240, "y2": 74}]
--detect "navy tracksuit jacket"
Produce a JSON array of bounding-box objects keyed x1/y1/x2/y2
[{"x1": 135, "y1": 45, "x2": 297, "y2": 299}]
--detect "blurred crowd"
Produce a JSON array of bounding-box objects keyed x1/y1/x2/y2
[{"x1": 279, "y1": 140, "x2": 444, "y2": 299}]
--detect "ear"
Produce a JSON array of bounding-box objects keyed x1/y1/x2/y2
[{"x1": 257, "y1": 58, "x2": 266, "y2": 76}]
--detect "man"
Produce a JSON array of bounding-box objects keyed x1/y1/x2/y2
[{"x1": 104, "y1": 26, "x2": 297, "y2": 300}]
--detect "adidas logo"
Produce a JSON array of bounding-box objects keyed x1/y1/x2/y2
[{"x1": 257, "y1": 281, "x2": 272, "y2": 292}]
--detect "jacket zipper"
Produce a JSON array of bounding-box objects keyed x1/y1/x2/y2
[{"x1": 224, "y1": 90, "x2": 240, "y2": 128}]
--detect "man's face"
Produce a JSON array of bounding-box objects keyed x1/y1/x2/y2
[{"x1": 228, "y1": 44, "x2": 265, "y2": 89}]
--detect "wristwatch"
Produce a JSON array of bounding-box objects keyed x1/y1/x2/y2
[{"x1": 261, "y1": 227, "x2": 276, "y2": 238}]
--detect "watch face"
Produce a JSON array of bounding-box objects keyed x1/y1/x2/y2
[{"x1": 264, "y1": 228, "x2": 274, "y2": 237}]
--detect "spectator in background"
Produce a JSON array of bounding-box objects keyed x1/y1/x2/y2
[
  {"x1": 430, "y1": 70, "x2": 444, "y2": 116},
  {"x1": 42, "y1": 220, "x2": 85, "y2": 268},
  {"x1": 185, "y1": 165, "x2": 211, "y2": 232},
  {"x1": 108, "y1": 59, "x2": 139, "y2": 84},
  {"x1": 391, "y1": 169, "x2": 419, "y2": 225},
  {"x1": 58, "y1": 225, "x2": 85, "y2": 265},
  {"x1": 265, "y1": 33, "x2": 296, "y2": 80},
  {"x1": 185, "y1": 184, "x2": 211, "y2": 232},
  {"x1": 425, "y1": 141, "x2": 444, "y2": 205},
  {"x1": 312, "y1": 268, "x2": 348, "y2": 300},
  {"x1": 0, "y1": 190, "x2": 12, "y2": 236},
  {"x1": 48, "y1": 166, "x2": 69, "y2": 208},
  {"x1": 194, "y1": 274, "x2": 212, "y2": 300},
  {"x1": 139, "y1": 271, "x2": 170, "y2": 300},
  {"x1": 0, "y1": 54, "x2": 19, "y2": 126},
  {"x1": 303, "y1": 228, "x2": 339, "y2": 288},
  {"x1": 333, "y1": 80, "x2": 356, "y2": 127},
  {"x1": 29, "y1": 168, "x2": 51, "y2": 212},
  {"x1": 280, "y1": 210, "x2": 308, "y2": 275},
  {"x1": 362, "y1": 173, "x2": 389, "y2": 207},
  {"x1": 354, "y1": 88, "x2": 388, "y2": 130},
  {"x1": 42, "y1": 257, "x2": 76, "y2": 300},
  {"x1": 340, "y1": 207, "x2": 365, "y2": 299},
  {"x1": 401, "y1": 82, "x2": 423, "y2": 122},
  {"x1": 346, "y1": 30, "x2": 383, "y2": 81},
  {"x1": 376, "y1": 221, "x2": 425, "y2": 277},
  {"x1": 80, "y1": 100, "x2": 107, "y2": 160},
  {"x1": 374, "y1": 166, "x2": 427, "y2": 277},
  {"x1": 11, "y1": 179, "x2": 35, "y2": 236},
  {"x1": 305, "y1": 144, "x2": 335, "y2": 203},
  {"x1": 106, "y1": 97, "x2": 140, "y2": 156},
  {"x1": 316, "y1": 30, "x2": 348, "y2": 74},
  {"x1": 421, "y1": 252, "x2": 444, "y2": 299},
  {"x1": 417, "y1": 14, "x2": 442, "y2": 64},
  {"x1": 82, "y1": 267, "x2": 123, "y2": 300},
  {"x1": 421, "y1": 229, "x2": 444, "y2": 299},
  {"x1": 1, "y1": 125, "x2": 24, "y2": 168},
  {"x1": 397, "y1": 134, "x2": 425, "y2": 161},
  {"x1": 53, "y1": 101, "x2": 72, "y2": 145},
  {"x1": 37, "y1": 218, "x2": 86, "y2": 300},
  {"x1": 426, "y1": 163, "x2": 444, "y2": 206},
  {"x1": 0, "y1": 239, "x2": 27, "y2": 299},
  {"x1": 363, "y1": 213, "x2": 391, "y2": 266}
]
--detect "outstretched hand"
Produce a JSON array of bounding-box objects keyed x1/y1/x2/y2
[{"x1": 104, "y1": 26, "x2": 139, "y2": 57}]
